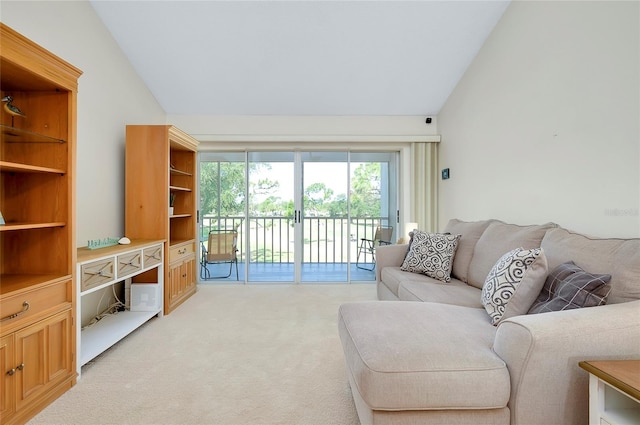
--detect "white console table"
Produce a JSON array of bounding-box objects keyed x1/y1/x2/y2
[
  {"x1": 76, "y1": 239, "x2": 165, "y2": 376},
  {"x1": 580, "y1": 360, "x2": 640, "y2": 425}
]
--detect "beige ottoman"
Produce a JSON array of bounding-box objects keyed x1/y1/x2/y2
[{"x1": 338, "y1": 301, "x2": 511, "y2": 425}]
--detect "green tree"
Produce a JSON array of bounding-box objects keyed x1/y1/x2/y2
[
  {"x1": 200, "y1": 162, "x2": 280, "y2": 218},
  {"x1": 200, "y1": 162, "x2": 247, "y2": 217},
  {"x1": 303, "y1": 182, "x2": 334, "y2": 216},
  {"x1": 328, "y1": 193, "x2": 348, "y2": 217},
  {"x1": 350, "y1": 163, "x2": 381, "y2": 217}
]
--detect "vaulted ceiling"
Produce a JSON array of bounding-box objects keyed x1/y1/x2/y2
[{"x1": 90, "y1": 1, "x2": 510, "y2": 116}]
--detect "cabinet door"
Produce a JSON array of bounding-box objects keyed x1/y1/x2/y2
[
  {"x1": 168, "y1": 261, "x2": 183, "y2": 303},
  {"x1": 0, "y1": 335, "x2": 15, "y2": 422},
  {"x1": 168, "y1": 257, "x2": 196, "y2": 303},
  {"x1": 15, "y1": 310, "x2": 73, "y2": 412},
  {"x1": 184, "y1": 256, "x2": 196, "y2": 293}
]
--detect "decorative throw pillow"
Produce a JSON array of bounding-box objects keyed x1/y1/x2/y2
[
  {"x1": 528, "y1": 261, "x2": 611, "y2": 314},
  {"x1": 481, "y1": 247, "x2": 548, "y2": 325},
  {"x1": 400, "y1": 231, "x2": 461, "y2": 283}
]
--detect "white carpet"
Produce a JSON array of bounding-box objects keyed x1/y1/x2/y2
[{"x1": 28, "y1": 284, "x2": 376, "y2": 425}]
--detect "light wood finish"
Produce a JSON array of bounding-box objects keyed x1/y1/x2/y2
[
  {"x1": 0, "y1": 23, "x2": 81, "y2": 425},
  {"x1": 125, "y1": 126, "x2": 199, "y2": 314},
  {"x1": 168, "y1": 240, "x2": 197, "y2": 308},
  {"x1": 80, "y1": 258, "x2": 115, "y2": 292},
  {"x1": 143, "y1": 245, "x2": 163, "y2": 268},
  {"x1": 580, "y1": 360, "x2": 640, "y2": 425}
]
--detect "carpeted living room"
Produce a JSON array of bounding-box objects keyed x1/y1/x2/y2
[{"x1": 1, "y1": 1, "x2": 638, "y2": 425}]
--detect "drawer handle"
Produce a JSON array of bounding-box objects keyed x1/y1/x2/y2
[
  {"x1": 7, "y1": 363, "x2": 24, "y2": 376},
  {"x1": 0, "y1": 301, "x2": 30, "y2": 322},
  {"x1": 179, "y1": 248, "x2": 186, "y2": 254}
]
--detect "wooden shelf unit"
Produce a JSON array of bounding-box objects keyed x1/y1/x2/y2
[
  {"x1": 125, "y1": 125, "x2": 199, "y2": 314},
  {"x1": 0, "y1": 23, "x2": 82, "y2": 425}
]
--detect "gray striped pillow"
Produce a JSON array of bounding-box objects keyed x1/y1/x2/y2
[{"x1": 528, "y1": 261, "x2": 611, "y2": 314}]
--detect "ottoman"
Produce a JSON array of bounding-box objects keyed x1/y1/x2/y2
[{"x1": 338, "y1": 301, "x2": 511, "y2": 425}]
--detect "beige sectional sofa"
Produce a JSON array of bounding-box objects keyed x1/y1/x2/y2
[{"x1": 338, "y1": 219, "x2": 640, "y2": 425}]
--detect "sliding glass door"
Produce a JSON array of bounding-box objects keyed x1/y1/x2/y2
[
  {"x1": 199, "y1": 150, "x2": 398, "y2": 283},
  {"x1": 247, "y1": 152, "x2": 295, "y2": 282},
  {"x1": 300, "y1": 152, "x2": 349, "y2": 282}
]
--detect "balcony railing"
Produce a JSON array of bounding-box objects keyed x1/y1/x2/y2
[{"x1": 201, "y1": 215, "x2": 392, "y2": 263}]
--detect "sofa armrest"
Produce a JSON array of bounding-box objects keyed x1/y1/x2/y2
[
  {"x1": 374, "y1": 244, "x2": 409, "y2": 282},
  {"x1": 494, "y1": 300, "x2": 640, "y2": 425}
]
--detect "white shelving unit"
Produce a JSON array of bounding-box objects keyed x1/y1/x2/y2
[
  {"x1": 580, "y1": 360, "x2": 640, "y2": 425},
  {"x1": 76, "y1": 240, "x2": 165, "y2": 376}
]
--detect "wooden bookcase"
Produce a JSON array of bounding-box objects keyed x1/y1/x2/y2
[
  {"x1": 125, "y1": 125, "x2": 199, "y2": 314},
  {"x1": 0, "y1": 23, "x2": 82, "y2": 425}
]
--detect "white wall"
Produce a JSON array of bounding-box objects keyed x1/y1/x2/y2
[
  {"x1": 169, "y1": 114, "x2": 438, "y2": 143},
  {"x1": 1, "y1": 0, "x2": 166, "y2": 245},
  {"x1": 438, "y1": 0, "x2": 640, "y2": 238}
]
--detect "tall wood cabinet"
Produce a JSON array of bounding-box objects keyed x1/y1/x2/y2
[
  {"x1": 0, "y1": 24, "x2": 81, "y2": 424},
  {"x1": 125, "y1": 125, "x2": 199, "y2": 314}
]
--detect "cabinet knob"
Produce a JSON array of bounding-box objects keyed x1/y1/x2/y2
[
  {"x1": 6, "y1": 368, "x2": 15, "y2": 376},
  {"x1": 17, "y1": 363, "x2": 24, "y2": 371}
]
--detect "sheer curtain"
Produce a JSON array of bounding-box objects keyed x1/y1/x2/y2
[{"x1": 410, "y1": 142, "x2": 439, "y2": 232}]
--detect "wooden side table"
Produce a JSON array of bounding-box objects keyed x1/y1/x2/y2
[{"x1": 579, "y1": 360, "x2": 640, "y2": 425}]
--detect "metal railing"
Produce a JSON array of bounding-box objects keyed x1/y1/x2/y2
[{"x1": 200, "y1": 215, "x2": 392, "y2": 263}]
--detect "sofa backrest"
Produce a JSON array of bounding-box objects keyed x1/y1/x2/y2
[
  {"x1": 541, "y1": 227, "x2": 640, "y2": 304},
  {"x1": 466, "y1": 221, "x2": 557, "y2": 289},
  {"x1": 443, "y1": 219, "x2": 493, "y2": 284}
]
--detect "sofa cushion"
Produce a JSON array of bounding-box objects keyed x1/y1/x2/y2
[
  {"x1": 481, "y1": 248, "x2": 548, "y2": 325},
  {"x1": 338, "y1": 301, "x2": 510, "y2": 411},
  {"x1": 528, "y1": 261, "x2": 611, "y2": 314},
  {"x1": 468, "y1": 221, "x2": 555, "y2": 289},
  {"x1": 398, "y1": 278, "x2": 483, "y2": 308},
  {"x1": 400, "y1": 231, "x2": 461, "y2": 282},
  {"x1": 541, "y1": 227, "x2": 640, "y2": 304},
  {"x1": 381, "y1": 266, "x2": 433, "y2": 297},
  {"x1": 443, "y1": 219, "x2": 494, "y2": 284}
]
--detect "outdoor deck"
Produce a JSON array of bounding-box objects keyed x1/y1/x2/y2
[{"x1": 199, "y1": 261, "x2": 377, "y2": 283}]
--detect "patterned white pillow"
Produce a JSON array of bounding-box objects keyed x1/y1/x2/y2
[
  {"x1": 481, "y1": 247, "x2": 548, "y2": 325},
  {"x1": 400, "y1": 231, "x2": 461, "y2": 283}
]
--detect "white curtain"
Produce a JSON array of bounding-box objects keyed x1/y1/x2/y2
[{"x1": 410, "y1": 142, "x2": 439, "y2": 232}]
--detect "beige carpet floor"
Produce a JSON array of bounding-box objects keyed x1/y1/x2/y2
[{"x1": 28, "y1": 284, "x2": 376, "y2": 425}]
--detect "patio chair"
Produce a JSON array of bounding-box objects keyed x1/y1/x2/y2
[
  {"x1": 356, "y1": 226, "x2": 393, "y2": 271},
  {"x1": 201, "y1": 229, "x2": 239, "y2": 280}
]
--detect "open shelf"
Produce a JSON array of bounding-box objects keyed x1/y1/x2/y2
[
  {"x1": 0, "y1": 161, "x2": 66, "y2": 174},
  {"x1": 0, "y1": 124, "x2": 65, "y2": 144},
  {"x1": 0, "y1": 273, "x2": 71, "y2": 295},
  {"x1": 170, "y1": 214, "x2": 191, "y2": 219},
  {"x1": 80, "y1": 309, "x2": 161, "y2": 367},
  {"x1": 169, "y1": 167, "x2": 192, "y2": 177},
  {"x1": 0, "y1": 221, "x2": 66, "y2": 231},
  {"x1": 169, "y1": 185, "x2": 192, "y2": 192}
]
